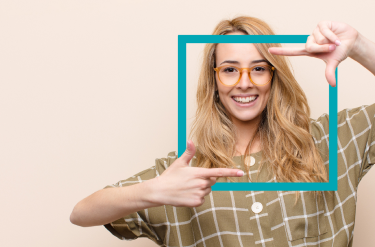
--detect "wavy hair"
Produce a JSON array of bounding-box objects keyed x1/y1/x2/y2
[{"x1": 188, "y1": 16, "x2": 327, "y2": 199}]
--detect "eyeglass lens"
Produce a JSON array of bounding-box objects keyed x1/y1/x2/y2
[{"x1": 218, "y1": 66, "x2": 272, "y2": 86}]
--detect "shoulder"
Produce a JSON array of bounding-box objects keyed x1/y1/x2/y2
[
  {"x1": 310, "y1": 103, "x2": 375, "y2": 138},
  {"x1": 337, "y1": 103, "x2": 375, "y2": 130}
]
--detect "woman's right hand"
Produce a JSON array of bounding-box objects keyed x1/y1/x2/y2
[{"x1": 150, "y1": 140, "x2": 245, "y2": 208}]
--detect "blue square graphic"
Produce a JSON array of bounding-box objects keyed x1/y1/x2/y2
[{"x1": 178, "y1": 35, "x2": 337, "y2": 191}]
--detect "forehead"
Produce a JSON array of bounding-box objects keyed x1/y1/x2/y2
[{"x1": 215, "y1": 43, "x2": 264, "y2": 63}]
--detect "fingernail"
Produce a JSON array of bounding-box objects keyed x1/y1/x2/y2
[
  {"x1": 187, "y1": 140, "x2": 190, "y2": 149},
  {"x1": 335, "y1": 40, "x2": 341, "y2": 46},
  {"x1": 329, "y1": 44, "x2": 336, "y2": 51},
  {"x1": 237, "y1": 171, "x2": 244, "y2": 176}
]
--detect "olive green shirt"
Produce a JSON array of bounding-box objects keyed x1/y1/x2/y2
[{"x1": 103, "y1": 103, "x2": 375, "y2": 247}]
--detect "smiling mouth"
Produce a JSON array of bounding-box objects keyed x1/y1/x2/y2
[{"x1": 231, "y1": 95, "x2": 258, "y2": 104}]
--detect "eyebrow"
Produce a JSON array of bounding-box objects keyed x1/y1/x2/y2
[{"x1": 219, "y1": 59, "x2": 269, "y2": 65}]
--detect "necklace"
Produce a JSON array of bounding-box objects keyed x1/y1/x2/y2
[{"x1": 243, "y1": 129, "x2": 259, "y2": 166}]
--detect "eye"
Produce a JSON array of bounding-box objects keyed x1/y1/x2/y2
[
  {"x1": 222, "y1": 67, "x2": 238, "y2": 73},
  {"x1": 253, "y1": 66, "x2": 266, "y2": 72}
]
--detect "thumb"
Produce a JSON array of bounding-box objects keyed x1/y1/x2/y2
[
  {"x1": 180, "y1": 140, "x2": 196, "y2": 165},
  {"x1": 325, "y1": 59, "x2": 339, "y2": 87}
]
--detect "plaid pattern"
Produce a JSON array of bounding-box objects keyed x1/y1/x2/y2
[{"x1": 103, "y1": 103, "x2": 375, "y2": 247}]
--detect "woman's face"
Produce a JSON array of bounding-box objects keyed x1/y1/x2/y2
[{"x1": 215, "y1": 32, "x2": 272, "y2": 125}]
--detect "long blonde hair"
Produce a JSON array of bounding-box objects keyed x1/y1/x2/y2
[{"x1": 188, "y1": 16, "x2": 327, "y2": 197}]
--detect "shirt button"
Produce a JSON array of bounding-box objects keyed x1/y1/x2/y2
[
  {"x1": 245, "y1": 156, "x2": 256, "y2": 167},
  {"x1": 251, "y1": 202, "x2": 263, "y2": 214}
]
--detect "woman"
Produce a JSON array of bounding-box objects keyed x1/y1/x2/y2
[{"x1": 70, "y1": 16, "x2": 375, "y2": 247}]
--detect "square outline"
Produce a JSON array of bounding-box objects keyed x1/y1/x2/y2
[{"x1": 178, "y1": 35, "x2": 337, "y2": 191}]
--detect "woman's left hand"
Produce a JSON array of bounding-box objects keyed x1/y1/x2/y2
[{"x1": 268, "y1": 21, "x2": 359, "y2": 87}]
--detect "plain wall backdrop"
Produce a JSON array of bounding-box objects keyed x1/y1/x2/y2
[{"x1": 1, "y1": 0, "x2": 375, "y2": 246}]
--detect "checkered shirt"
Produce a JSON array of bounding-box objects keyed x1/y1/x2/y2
[{"x1": 103, "y1": 103, "x2": 375, "y2": 247}]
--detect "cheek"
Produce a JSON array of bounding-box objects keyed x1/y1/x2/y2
[
  {"x1": 260, "y1": 88, "x2": 272, "y2": 105},
  {"x1": 264, "y1": 90, "x2": 271, "y2": 100},
  {"x1": 216, "y1": 80, "x2": 230, "y2": 96}
]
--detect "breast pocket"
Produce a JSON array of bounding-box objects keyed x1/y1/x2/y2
[{"x1": 278, "y1": 191, "x2": 328, "y2": 241}]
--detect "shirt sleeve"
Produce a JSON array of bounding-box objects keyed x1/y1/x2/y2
[
  {"x1": 337, "y1": 103, "x2": 375, "y2": 183},
  {"x1": 310, "y1": 103, "x2": 375, "y2": 187},
  {"x1": 102, "y1": 151, "x2": 178, "y2": 245}
]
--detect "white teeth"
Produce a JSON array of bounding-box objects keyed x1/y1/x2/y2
[{"x1": 233, "y1": 96, "x2": 257, "y2": 103}]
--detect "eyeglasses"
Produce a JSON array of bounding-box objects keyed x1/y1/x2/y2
[{"x1": 214, "y1": 64, "x2": 275, "y2": 87}]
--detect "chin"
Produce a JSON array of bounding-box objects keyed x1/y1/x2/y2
[{"x1": 235, "y1": 114, "x2": 260, "y2": 122}]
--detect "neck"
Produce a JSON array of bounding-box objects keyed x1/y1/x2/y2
[{"x1": 232, "y1": 116, "x2": 261, "y2": 156}]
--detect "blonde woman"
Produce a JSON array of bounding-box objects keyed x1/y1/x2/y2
[{"x1": 70, "y1": 16, "x2": 375, "y2": 247}]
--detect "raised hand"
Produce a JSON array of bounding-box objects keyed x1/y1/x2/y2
[
  {"x1": 268, "y1": 21, "x2": 359, "y2": 87},
  {"x1": 152, "y1": 140, "x2": 244, "y2": 207}
]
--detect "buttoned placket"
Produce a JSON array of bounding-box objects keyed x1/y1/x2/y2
[{"x1": 242, "y1": 153, "x2": 277, "y2": 247}]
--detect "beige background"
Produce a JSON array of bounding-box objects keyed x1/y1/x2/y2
[{"x1": 1, "y1": 0, "x2": 375, "y2": 246}]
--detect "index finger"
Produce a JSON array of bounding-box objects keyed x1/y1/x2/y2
[
  {"x1": 195, "y1": 167, "x2": 244, "y2": 178},
  {"x1": 268, "y1": 47, "x2": 310, "y2": 56}
]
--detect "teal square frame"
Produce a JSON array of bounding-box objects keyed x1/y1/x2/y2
[{"x1": 178, "y1": 35, "x2": 337, "y2": 191}]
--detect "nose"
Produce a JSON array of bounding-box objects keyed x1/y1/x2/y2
[{"x1": 236, "y1": 69, "x2": 255, "y2": 89}]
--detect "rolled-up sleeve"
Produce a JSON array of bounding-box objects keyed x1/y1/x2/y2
[
  {"x1": 337, "y1": 103, "x2": 375, "y2": 183},
  {"x1": 311, "y1": 103, "x2": 375, "y2": 187},
  {"x1": 102, "y1": 151, "x2": 178, "y2": 246}
]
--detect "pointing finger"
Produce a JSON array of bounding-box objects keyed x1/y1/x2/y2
[
  {"x1": 305, "y1": 35, "x2": 336, "y2": 53},
  {"x1": 197, "y1": 167, "x2": 244, "y2": 178},
  {"x1": 268, "y1": 47, "x2": 310, "y2": 56},
  {"x1": 306, "y1": 43, "x2": 336, "y2": 53}
]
